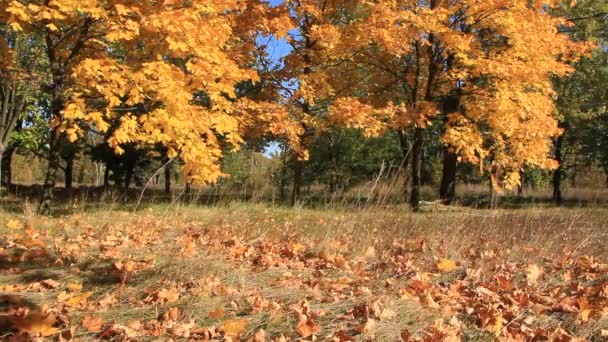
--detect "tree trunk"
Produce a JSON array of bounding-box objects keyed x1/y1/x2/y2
[
  {"x1": 291, "y1": 158, "x2": 303, "y2": 206},
  {"x1": 552, "y1": 133, "x2": 565, "y2": 204},
  {"x1": 1, "y1": 146, "x2": 15, "y2": 187},
  {"x1": 489, "y1": 176, "x2": 498, "y2": 209},
  {"x1": 398, "y1": 131, "x2": 410, "y2": 201},
  {"x1": 279, "y1": 148, "x2": 287, "y2": 202},
  {"x1": 164, "y1": 158, "x2": 171, "y2": 194},
  {"x1": 409, "y1": 127, "x2": 424, "y2": 211},
  {"x1": 64, "y1": 155, "x2": 74, "y2": 191},
  {"x1": 40, "y1": 127, "x2": 62, "y2": 215},
  {"x1": 517, "y1": 174, "x2": 524, "y2": 197},
  {"x1": 185, "y1": 181, "x2": 192, "y2": 199},
  {"x1": 439, "y1": 94, "x2": 460, "y2": 204},
  {"x1": 439, "y1": 148, "x2": 457, "y2": 204}
]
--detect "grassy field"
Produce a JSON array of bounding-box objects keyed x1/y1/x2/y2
[{"x1": 0, "y1": 200, "x2": 607, "y2": 341}]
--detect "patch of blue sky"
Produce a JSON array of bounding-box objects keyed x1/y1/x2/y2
[{"x1": 256, "y1": 0, "x2": 299, "y2": 158}]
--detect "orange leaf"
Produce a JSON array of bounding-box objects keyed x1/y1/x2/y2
[
  {"x1": 219, "y1": 318, "x2": 247, "y2": 338},
  {"x1": 526, "y1": 264, "x2": 542, "y2": 284},
  {"x1": 208, "y1": 306, "x2": 225, "y2": 319},
  {"x1": 6, "y1": 218, "x2": 21, "y2": 229},
  {"x1": 81, "y1": 316, "x2": 106, "y2": 333},
  {"x1": 14, "y1": 311, "x2": 60, "y2": 337},
  {"x1": 296, "y1": 316, "x2": 320, "y2": 337},
  {"x1": 436, "y1": 259, "x2": 457, "y2": 273}
]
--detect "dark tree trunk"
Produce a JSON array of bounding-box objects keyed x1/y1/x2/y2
[
  {"x1": 291, "y1": 158, "x2": 303, "y2": 206},
  {"x1": 517, "y1": 176, "x2": 523, "y2": 197},
  {"x1": 489, "y1": 176, "x2": 498, "y2": 209},
  {"x1": 398, "y1": 130, "x2": 410, "y2": 201},
  {"x1": 64, "y1": 155, "x2": 74, "y2": 191},
  {"x1": 164, "y1": 158, "x2": 171, "y2": 194},
  {"x1": 409, "y1": 127, "x2": 424, "y2": 211},
  {"x1": 552, "y1": 132, "x2": 565, "y2": 204},
  {"x1": 1, "y1": 146, "x2": 15, "y2": 187},
  {"x1": 185, "y1": 181, "x2": 192, "y2": 199},
  {"x1": 439, "y1": 94, "x2": 460, "y2": 204},
  {"x1": 439, "y1": 149, "x2": 457, "y2": 204},
  {"x1": 40, "y1": 127, "x2": 62, "y2": 215},
  {"x1": 279, "y1": 148, "x2": 287, "y2": 202}
]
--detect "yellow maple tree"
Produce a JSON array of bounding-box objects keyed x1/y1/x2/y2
[
  {"x1": 1, "y1": 0, "x2": 292, "y2": 212},
  {"x1": 324, "y1": 0, "x2": 591, "y2": 208}
]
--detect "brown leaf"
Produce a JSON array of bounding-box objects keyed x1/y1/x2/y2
[
  {"x1": 219, "y1": 318, "x2": 247, "y2": 338},
  {"x1": 208, "y1": 306, "x2": 225, "y2": 319},
  {"x1": 169, "y1": 320, "x2": 195, "y2": 337},
  {"x1": 526, "y1": 264, "x2": 542, "y2": 284},
  {"x1": 296, "y1": 315, "x2": 320, "y2": 337},
  {"x1": 66, "y1": 283, "x2": 83, "y2": 292},
  {"x1": 42, "y1": 279, "x2": 61, "y2": 289},
  {"x1": 14, "y1": 311, "x2": 60, "y2": 337},
  {"x1": 251, "y1": 329, "x2": 266, "y2": 342},
  {"x1": 81, "y1": 316, "x2": 105, "y2": 333}
]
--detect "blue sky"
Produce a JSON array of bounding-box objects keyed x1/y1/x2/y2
[
  {"x1": 259, "y1": 0, "x2": 293, "y2": 157},
  {"x1": 258, "y1": 0, "x2": 293, "y2": 67}
]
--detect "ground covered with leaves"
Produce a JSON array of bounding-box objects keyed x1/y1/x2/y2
[{"x1": 0, "y1": 204, "x2": 607, "y2": 341}]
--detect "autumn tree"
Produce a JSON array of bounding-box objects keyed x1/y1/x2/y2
[
  {"x1": 1, "y1": 0, "x2": 294, "y2": 213},
  {"x1": 0, "y1": 23, "x2": 46, "y2": 190},
  {"x1": 334, "y1": 0, "x2": 590, "y2": 210},
  {"x1": 260, "y1": 0, "x2": 392, "y2": 205}
]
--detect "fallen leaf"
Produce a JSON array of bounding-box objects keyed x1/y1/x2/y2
[
  {"x1": 169, "y1": 320, "x2": 195, "y2": 337},
  {"x1": 219, "y1": 318, "x2": 247, "y2": 338},
  {"x1": 252, "y1": 329, "x2": 266, "y2": 342},
  {"x1": 296, "y1": 315, "x2": 320, "y2": 337},
  {"x1": 14, "y1": 311, "x2": 60, "y2": 337},
  {"x1": 67, "y1": 283, "x2": 83, "y2": 292},
  {"x1": 58, "y1": 291, "x2": 93, "y2": 306},
  {"x1": 6, "y1": 218, "x2": 21, "y2": 230},
  {"x1": 526, "y1": 264, "x2": 542, "y2": 284},
  {"x1": 42, "y1": 279, "x2": 61, "y2": 289},
  {"x1": 493, "y1": 312, "x2": 503, "y2": 336},
  {"x1": 81, "y1": 316, "x2": 105, "y2": 333},
  {"x1": 436, "y1": 259, "x2": 457, "y2": 273},
  {"x1": 208, "y1": 306, "x2": 225, "y2": 319}
]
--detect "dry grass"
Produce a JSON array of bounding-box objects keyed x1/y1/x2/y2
[{"x1": 0, "y1": 201, "x2": 607, "y2": 341}]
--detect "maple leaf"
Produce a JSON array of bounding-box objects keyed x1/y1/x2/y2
[
  {"x1": 219, "y1": 318, "x2": 248, "y2": 338},
  {"x1": 81, "y1": 315, "x2": 106, "y2": 333},
  {"x1": 41, "y1": 279, "x2": 61, "y2": 289},
  {"x1": 251, "y1": 329, "x2": 266, "y2": 342},
  {"x1": 57, "y1": 290, "x2": 93, "y2": 307},
  {"x1": 295, "y1": 315, "x2": 320, "y2": 337},
  {"x1": 168, "y1": 320, "x2": 196, "y2": 338},
  {"x1": 67, "y1": 283, "x2": 83, "y2": 292},
  {"x1": 13, "y1": 311, "x2": 60, "y2": 337},
  {"x1": 208, "y1": 306, "x2": 225, "y2": 319},
  {"x1": 526, "y1": 264, "x2": 542, "y2": 284},
  {"x1": 6, "y1": 218, "x2": 21, "y2": 230},
  {"x1": 436, "y1": 259, "x2": 457, "y2": 273}
]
